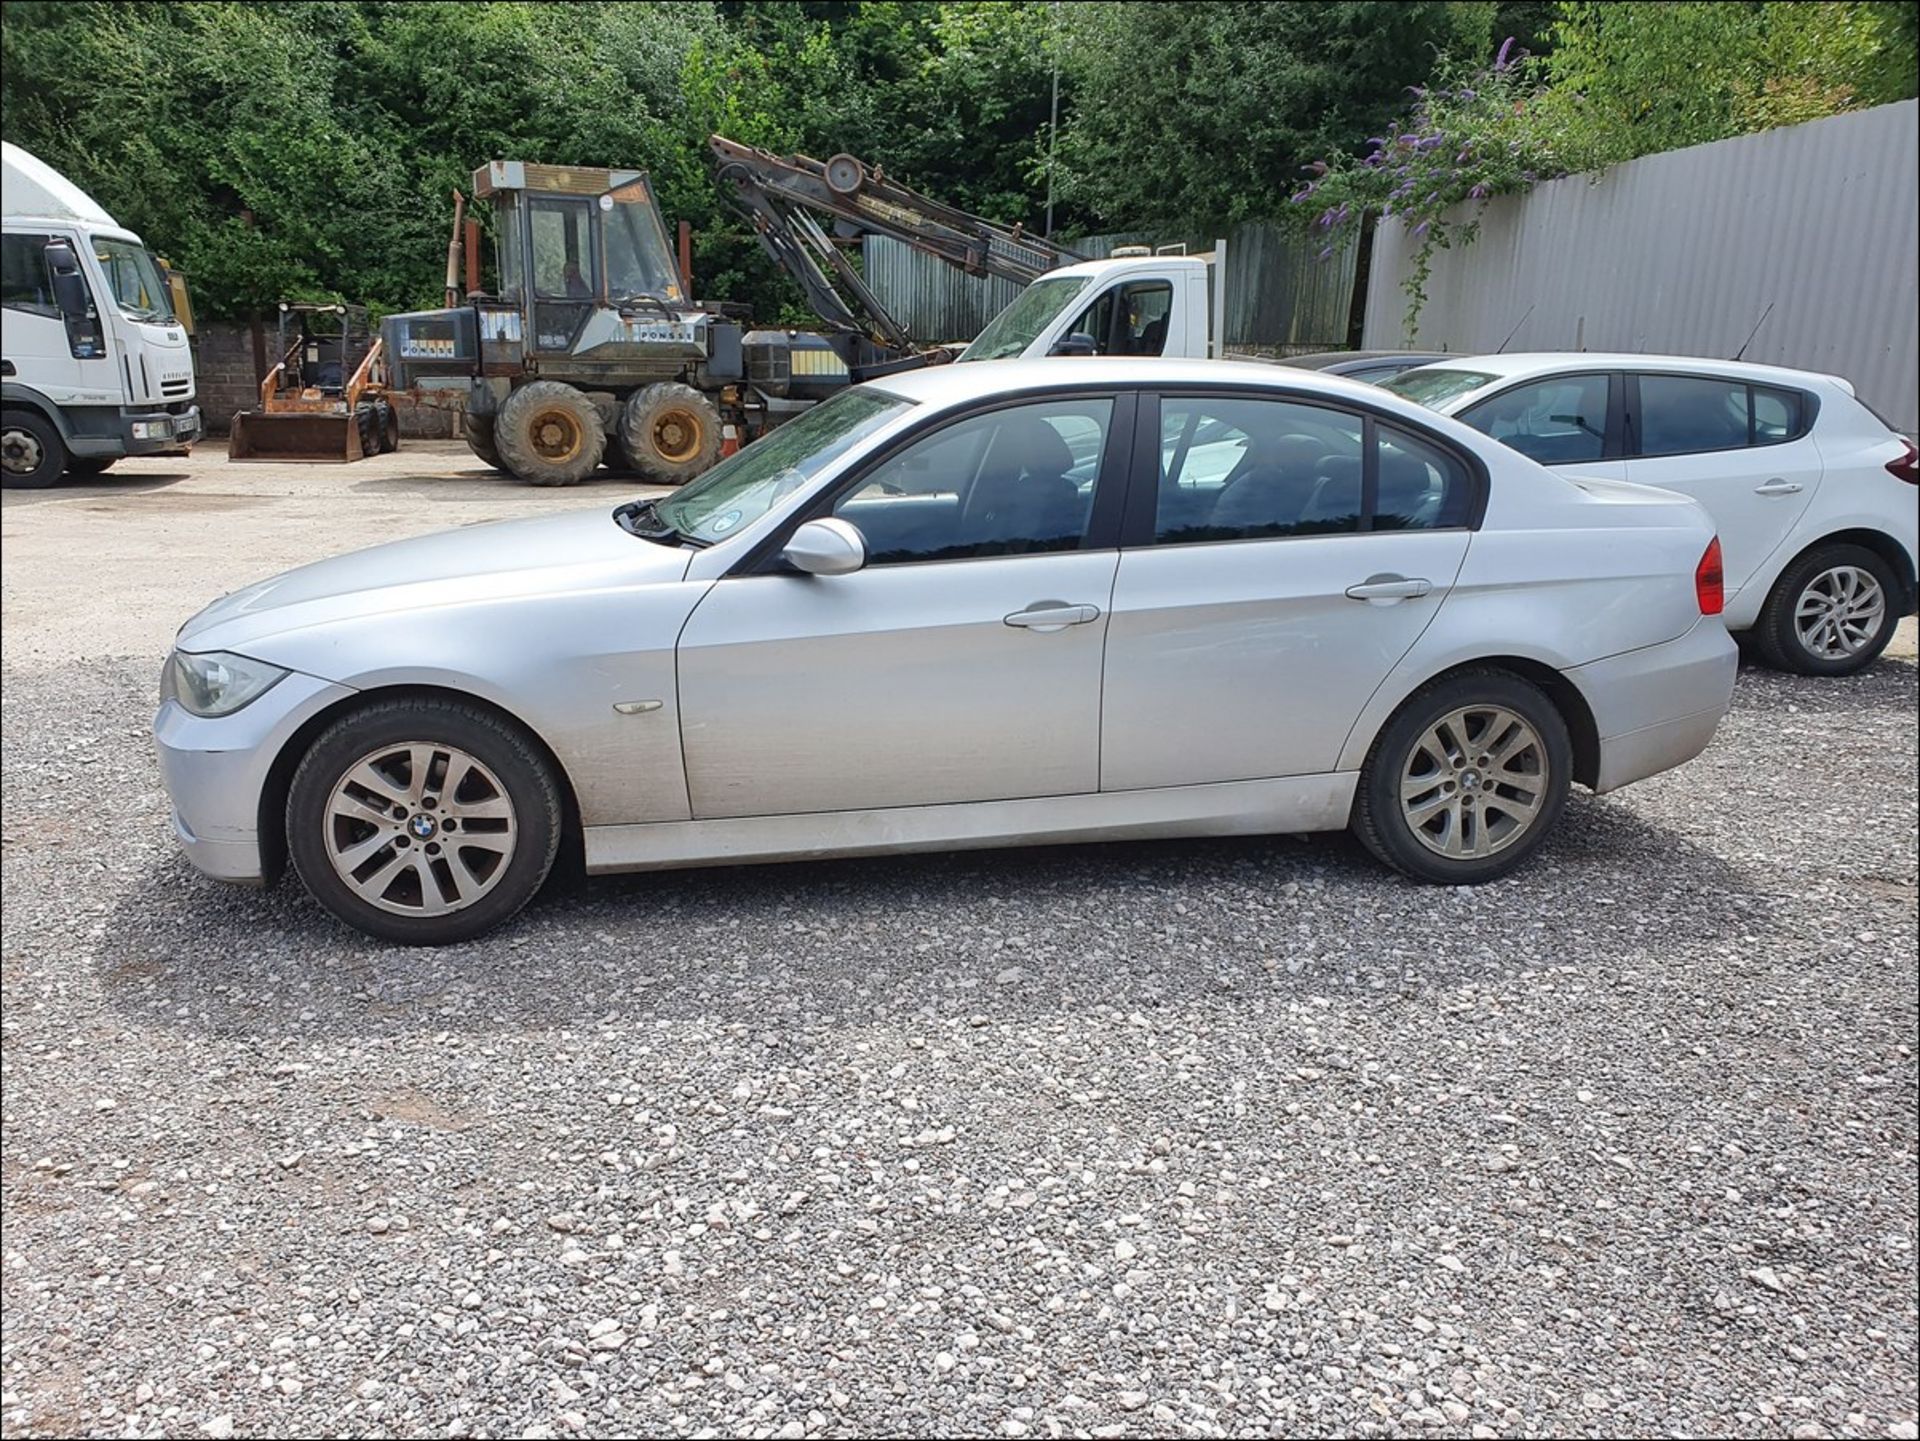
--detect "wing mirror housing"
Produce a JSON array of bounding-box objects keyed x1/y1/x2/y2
[
  {"x1": 44, "y1": 242, "x2": 90, "y2": 318},
  {"x1": 782, "y1": 517, "x2": 867, "y2": 576},
  {"x1": 1049, "y1": 332, "x2": 1098, "y2": 357}
]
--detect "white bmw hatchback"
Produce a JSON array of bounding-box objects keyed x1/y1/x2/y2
[
  {"x1": 156, "y1": 360, "x2": 1736, "y2": 944},
  {"x1": 1386, "y1": 354, "x2": 1919, "y2": 675}
]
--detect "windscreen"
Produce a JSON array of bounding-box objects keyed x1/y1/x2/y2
[
  {"x1": 1380, "y1": 367, "x2": 1498, "y2": 410},
  {"x1": 91, "y1": 238, "x2": 175, "y2": 323},
  {"x1": 959, "y1": 275, "x2": 1092, "y2": 362},
  {"x1": 603, "y1": 179, "x2": 684, "y2": 304},
  {"x1": 654, "y1": 388, "x2": 913, "y2": 543}
]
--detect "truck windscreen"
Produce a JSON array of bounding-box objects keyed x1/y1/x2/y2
[{"x1": 92, "y1": 238, "x2": 175, "y2": 324}]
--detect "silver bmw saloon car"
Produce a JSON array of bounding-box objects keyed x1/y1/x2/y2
[{"x1": 156, "y1": 359, "x2": 1737, "y2": 944}]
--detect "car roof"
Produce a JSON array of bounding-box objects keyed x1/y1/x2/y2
[
  {"x1": 1402, "y1": 351, "x2": 1851, "y2": 392},
  {"x1": 1280, "y1": 349, "x2": 1450, "y2": 369},
  {"x1": 868, "y1": 356, "x2": 1400, "y2": 407}
]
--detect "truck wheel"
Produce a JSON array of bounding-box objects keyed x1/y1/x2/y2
[
  {"x1": 619, "y1": 382, "x2": 722, "y2": 485},
  {"x1": 494, "y1": 381, "x2": 605, "y2": 486},
  {"x1": 462, "y1": 413, "x2": 503, "y2": 470},
  {"x1": 2, "y1": 408, "x2": 67, "y2": 489},
  {"x1": 66, "y1": 456, "x2": 118, "y2": 477}
]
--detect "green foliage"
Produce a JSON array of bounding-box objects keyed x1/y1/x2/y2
[
  {"x1": 3, "y1": 1, "x2": 1913, "y2": 326},
  {"x1": 1298, "y1": 1, "x2": 1919, "y2": 338},
  {"x1": 1548, "y1": 2, "x2": 1920, "y2": 161},
  {"x1": 1048, "y1": 2, "x2": 1497, "y2": 233}
]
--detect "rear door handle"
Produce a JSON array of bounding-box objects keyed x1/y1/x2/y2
[
  {"x1": 1005, "y1": 601, "x2": 1100, "y2": 631},
  {"x1": 1344, "y1": 573, "x2": 1433, "y2": 605},
  {"x1": 1754, "y1": 478, "x2": 1803, "y2": 496}
]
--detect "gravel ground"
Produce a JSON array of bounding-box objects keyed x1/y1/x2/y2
[{"x1": 1, "y1": 649, "x2": 1914, "y2": 1440}]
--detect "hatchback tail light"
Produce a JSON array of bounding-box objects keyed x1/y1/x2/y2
[
  {"x1": 1695, "y1": 537, "x2": 1725, "y2": 616},
  {"x1": 1888, "y1": 438, "x2": 1918, "y2": 484}
]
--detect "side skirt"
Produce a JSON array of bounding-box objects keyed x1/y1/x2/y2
[{"x1": 584, "y1": 774, "x2": 1358, "y2": 874}]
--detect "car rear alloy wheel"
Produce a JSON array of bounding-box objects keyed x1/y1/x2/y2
[
  {"x1": 1793, "y1": 565, "x2": 1885, "y2": 662},
  {"x1": 1753, "y1": 542, "x2": 1901, "y2": 676},
  {"x1": 1399, "y1": 706, "x2": 1549, "y2": 860},
  {"x1": 323, "y1": 742, "x2": 519, "y2": 918},
  {"x1": 1353, "y1": 670, "x2": 1571, "y2": 884},
  {"x1": 288, "y1": 698, "x2": 562, "y2": 943}
]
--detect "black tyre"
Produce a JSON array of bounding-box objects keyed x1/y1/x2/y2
[
  {"x1": 65, "y1": 455, "x2": 118, "y2": 477},
  {"x1": 374, "y1": 398, "x2": 399, "y2": 454},
  {"x1": 286, "y1": 698, "x2": 563, "y2": 945},
  {"x1": 355, "y1": 404, "x2": 380, "y2": 459},
  {"x1": 1352, "y1": 669, "x2": 1572, "y2": 885},
  {"x1": 494, "y1": 381, "x2": 605, "y2": 486},
  {"x1": 2, "y1": 408, "x2": 67, "y2": 489},
  {"x1": 618, "y1": 382, "x2": 722, "y2": 485},
  {"x1": 1749, "y1": 542, "x2": 1900, "y2": 676},
  {"x1": 462, "y1": 412, "x2": 503, "y2": 470}
]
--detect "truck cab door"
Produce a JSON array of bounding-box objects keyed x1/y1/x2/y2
[
  {"x1": 1051, "y1": 277, "x2": 1175, "y2": 358},
  {"x1": 1, "y1": 231, "x2": 116, "y2": 408}
]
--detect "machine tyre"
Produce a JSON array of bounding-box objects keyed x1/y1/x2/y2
[
  {"x1": 66, "y1": 456, "x2": 118, "y2": 477},
  {"x1": 619, "y1": 382, "x2": 723, "y2": 485},
  {"x1": 495, "y1": 381, "x2": 605, "y2": 486},
  {"x1": 462, "y1": 412, "x2": 504, "y2": 470},
  {"x1": 374, "y1": 399, "x2": 400, "y2": 453}
]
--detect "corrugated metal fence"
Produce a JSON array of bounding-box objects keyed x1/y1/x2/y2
[
  {"x1": 1362, "y1": 99, "x2": 1920, "y2": 432},
  {"x1": 862, "y1": 223, "x2": 1357, "y2": 354}
]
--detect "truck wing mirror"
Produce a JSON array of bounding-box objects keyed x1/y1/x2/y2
[
  {"x1": 1049, "y1": 333, "x2": 1098, "y2": 357},
  {"x1": 44, "y1": 242, "x2": 90, "y2": 318}
]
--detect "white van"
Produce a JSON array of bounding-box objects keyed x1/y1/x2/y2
[{"x1": 2, "y1": 142, "x2": 200, "y2": 488}]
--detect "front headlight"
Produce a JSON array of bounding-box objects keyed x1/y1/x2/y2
[{"x1": 168, "y1": 650, "x2": 288, "y2": 717}]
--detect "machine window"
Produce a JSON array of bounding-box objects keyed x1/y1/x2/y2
[{"x1": 529, "y1": 197, "x2": 596, "y2": 299}]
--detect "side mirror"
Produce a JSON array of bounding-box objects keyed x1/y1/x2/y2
[
  {"x1": 1049, "y1": 333, "x2": 1098, "y2": 357},
  {"x1": 782, "y1": 517, "x2": 867, "y2": 576},
  {"x1": 45, "y1": 243, "x2": 90, "y2": 319}
]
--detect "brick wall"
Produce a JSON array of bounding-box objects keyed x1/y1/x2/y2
[{"x1": 192, "y1": 319, "x2": 457, "y2": 438}]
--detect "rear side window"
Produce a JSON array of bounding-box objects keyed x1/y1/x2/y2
[
  {"x1": 1635, "y1": 374, "x2": 1814, "y2": 455},
  {"x1": 1460, "y1": 374, "x2": 1609, "y2": 465},
  {"x1": 1376, "y1": 424, "x2": 1475, "y2": 530}
]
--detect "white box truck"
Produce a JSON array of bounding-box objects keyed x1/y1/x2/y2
[{"x1": 2, "y1": 141, "x2": 201, "y2": 488}]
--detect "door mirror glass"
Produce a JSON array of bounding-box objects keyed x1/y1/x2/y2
[
  {"x1": 44, "y1": 243, "x2": 89, "y2": 318},
  {"x1": 1050, "y1": 333, "x2": 1098, "y2": 357},
  {"x1": 783, "y1": 517, "x2": 868, "y2": 576}
]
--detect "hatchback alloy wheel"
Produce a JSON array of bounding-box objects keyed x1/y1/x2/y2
[{"x1": 1793, "y1": 564, "x2": 1885, "y2": 662}]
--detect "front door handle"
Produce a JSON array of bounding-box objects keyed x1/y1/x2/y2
[
  {"x1": 1754, "y1": 478, "x2": 1803, "y2": 496},
  {"x1": 1005, "y1": 601, "x2": 1100, "y2": 631},
  {"x1": 1344, "y1": 573, "x2": 1433, "y2": 605}
]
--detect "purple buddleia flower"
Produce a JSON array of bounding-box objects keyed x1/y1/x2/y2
[
  {"x1": 1318, "y1": 245, "x2": 1335, "y2": 261},
  {"x1": 1469, "y1": 183, "x2": 1489, "y2": 200},
  {"x1": 1411, "y1": 221, "x2": 1430, "y2": 239},
  {"x1": 1458, "y1": 88, "x2": 1476, "y2": 101},
  {"x1": 1495, "y1": 36, "x2": 1515, "y2": 70},
  {"x1": 1304, "y1": 160, "x2": 1330, "y2": 176}
]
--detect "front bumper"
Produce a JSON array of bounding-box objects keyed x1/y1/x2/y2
[
  {"x1": 1571, "y1": 618, "x2": 1738, "y2": 793},
  {"x1": 153, "y1": 669, "x2": 357, "y2": 885},
  {"x1": 69, "y1": 404, "x2": 203, "y2": 459}
]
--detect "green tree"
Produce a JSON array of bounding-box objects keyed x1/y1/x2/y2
[{"x1": 1049, "y1": 1, "x2": 1496, "y2": 233}]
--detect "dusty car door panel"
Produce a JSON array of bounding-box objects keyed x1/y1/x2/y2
[
  {"x1": 1101, "y1": 531, "x2": 1469, "y2": 789},
  {"x1": 1099, "y1": 392, "x2": 1476, "y2": 791},
  {"x1": 675, "y1": 393, "x2": 1132, "y2": 820},
  {"x1": 676, "y1": 552, "x2": 1120, "y2": 818}
]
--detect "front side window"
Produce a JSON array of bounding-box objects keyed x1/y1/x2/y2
[
  {"x1": 1065, "y1": 280, "x2": 1174, "y2": 357},
  {"x1": 1636, "y1": 374, "x2": 1749, "y2": 456},
  {"x1": 602, "y1": 179, "x2": 683, "y2": 304},
  {"x1": 1154, "y1": 396, "x2": 1363, "y2": 543},
  {"x1": 959, "y1": 275, "x2": 1092, "y2": 361},
  {"x1": 833, "y1": 398, "x2": 1114, "y2": 564},
  {"x1": 529, "y1": 197, "x2": 596, "y2": 299},
  {"x1": 1, "y1": 232, "x2": 56, "y2": 316},
  {"x1": 655, "y1": 387, "x2": 912, "y2": 542},
  {"x1": 91, "y1": 238, "x2": 174, "y2": 323},
  {"x1": 1460, "y1": 373, "x2": 1609, "y2": 464}
]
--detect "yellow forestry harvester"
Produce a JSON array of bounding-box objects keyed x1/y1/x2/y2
[{"x1": 228, "y1": 302, "x2": 399, "y2": 461}]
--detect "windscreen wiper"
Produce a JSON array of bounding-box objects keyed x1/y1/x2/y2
[{"x1": 613, "y1": 499, "x2": 708, "y2": 548}]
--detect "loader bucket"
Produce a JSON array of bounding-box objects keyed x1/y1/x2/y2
[{"x1": 227, "y1": 410, "x2": 366, "y2": 463}]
